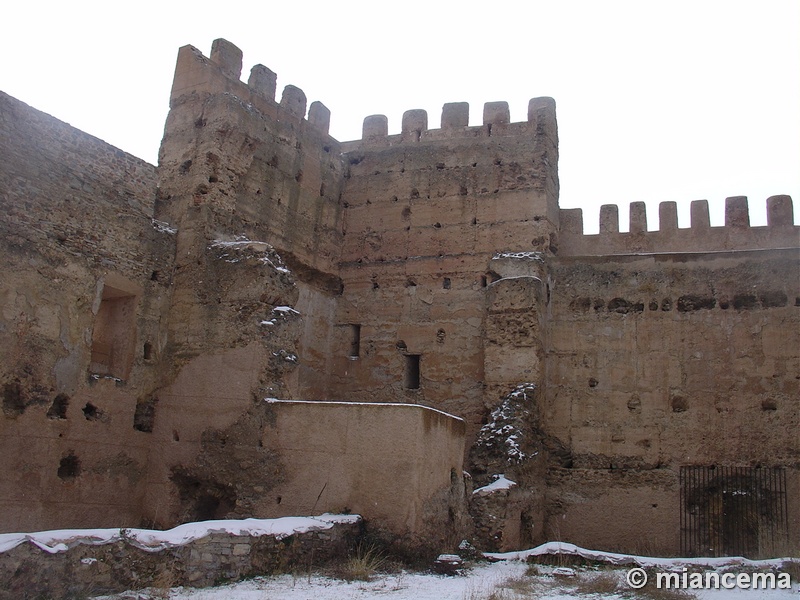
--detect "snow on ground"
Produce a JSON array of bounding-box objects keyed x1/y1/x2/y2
[
  {"x1": 89, "y1": 540, "x2": 799, "y2": 600},
  {"x1": 94, "y1": 558, "x2": 800, "y2": 600},
  {"x1": 95, "y1": 561, "x2": 527, "y2": 600},
  {"x1": 7, "y1": 517, "x2": 795, "y2": 599}
]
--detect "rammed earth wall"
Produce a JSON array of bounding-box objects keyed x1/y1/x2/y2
[{"x1": 0, "y1": 36, "x2": 797, "y2": 557}]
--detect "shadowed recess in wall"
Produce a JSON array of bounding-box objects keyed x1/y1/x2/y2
[
  {"x1": 170, "y1": 468, "x2": 237, "y2": 522},
  {"x1": 46, "y1": 393, "x2": 69, "y2": 419},
  {"x1": 2, "y1": 380, "x2": 25, "y2": 417}
]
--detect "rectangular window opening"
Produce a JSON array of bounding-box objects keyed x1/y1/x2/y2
[
  {"x1": 404, "y1": 354, "x2": 421, "y2": 390},
  {"x1": 348, "y1": 324, "x2": 361, "y2": 358},
  {"x1": 90, "y1": 283, "x2": 138, "y2": 380}
]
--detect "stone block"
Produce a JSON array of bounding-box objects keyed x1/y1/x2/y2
[
  {"x1": 210, "y1": 38, "x2": 243, "y2": 80},
  {"x1": 442, "y1": 102, "x2": 469, "y2": 128},
  {"x1": 483, "y1": 101, "x2": 510, "y2": 125}
]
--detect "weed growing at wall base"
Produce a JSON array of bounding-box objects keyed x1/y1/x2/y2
[{"x1": 333, "y1": 542, "x2": 388, "y2": 581}]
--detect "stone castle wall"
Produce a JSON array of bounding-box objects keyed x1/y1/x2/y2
[
  {"x1": 559, "y1": 195, "x2": 797, "y2": 254},
  {"x1": 258, "y1": 400, "x2": 467, "y2": 550},
  {"x1": 328, "y1": 95, "x2": 558, "y2": 436},
  {"x1": 0, "y1": 44, "x2": 471, "y2": 551},
  {"x1": 538, "y1": 244, "x2": 799, "y2": 554},
  {"x1": 0, "y1": 38, "x2": 797, "y2": 558},
  {"x1": 0, "y1": 91, "x2": 173, "y2": 531}
]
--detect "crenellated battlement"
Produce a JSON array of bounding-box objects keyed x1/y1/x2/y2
[
  {"x1": 342, "y1": 96, "x2": 557, "y2": 149},
  {"x1": 170, "y1": 38, "x2": 557, "y2": 153},
  {"x1": 338, "y1": 95, "x2": 560, "y2": 261},
  {"x1": 558, "y1": 195, "x2": 799, "y2": 256},
  {"x1": 1, "y1": 36, "x2": 799, "y2": 557},
  {"x1": 165, "y1": 38, "x2": 796, "y2": 262},
  {"x1": 170, "y1": 38, "x2": 331, "y2": 135}
]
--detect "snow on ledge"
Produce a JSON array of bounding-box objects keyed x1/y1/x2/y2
[
  {"x1": 151, "y1": 219, "x2": 177, "y2": 234},
  {"x1": 209, "y1": 239, "x2": 271, "y2": 251},
  {"x1": 273, "y1": 306, "x2": 299, "y2": 314},
  {"x1": 0, "y1": 514, "x2": 361, "y2": 555},
  {"x1": 492, "y1": 251, "x2": 545, "y2": 261},
  {"x1": 473, "y1": 474, "x2": 517, "y2": 497},
  {"x1": 263, "y1": 398, "x2": 465, "y2": 423},
  {"x1": 485, "y1": 541, "x2": 799, "y2": 569}
]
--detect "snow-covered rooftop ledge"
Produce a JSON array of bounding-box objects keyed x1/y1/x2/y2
[
  {"x1": 0, "y1": 514, "x2": 361, "y2": 555},
  {"x1": 264, "y1": 398, "x2": 466, "y2": 423},
  {"x1": 486, "y1": 274, "x2": 543, "y2": 286},
  {"x1": 485, "y1": 541, "x2": 800, "y2": 569}
]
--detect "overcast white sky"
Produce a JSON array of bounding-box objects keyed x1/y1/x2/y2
[{"x1": 3, "y1": 1, "x2": 798, "y2": 232}]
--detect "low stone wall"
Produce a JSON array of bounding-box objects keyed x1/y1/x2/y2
[{"x1": 0, "y1": 517, "x2": 361, "y2": 600}]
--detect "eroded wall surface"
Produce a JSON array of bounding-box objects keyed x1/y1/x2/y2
[
  {"x1": 471, "y1": 212, "x2": 800, "y2": 553},
  {"x1": 536, "y1": 249, "x2": 799, "y2": 554},
  {"x1": 259, "y1": 400, "x2": 467, "y2": 549},
  {"x1": 330, "y1": 97, "x2": 559, "y2": 443},
  {"x1": 0, "y1": 91, "x2": 171, "y2": 530},
  {"x1": 0, "y1": 41, "x2": 471, "y2": 550},
  {"x1": 1, "y1": 37, "x2": 797, "y2": 558}
]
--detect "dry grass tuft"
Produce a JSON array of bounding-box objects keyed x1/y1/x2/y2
[
  {"x1": 634, "y1": 569, "x2": 694, "y2": 600},
  {"x1": 573, "y1": 571, "x2": 622, "y2": 595},
  {"x1": 149, "y1": 567, "x2": 176, "y2": 599},
  {"x1": 499, "y1": 574, "x2": 537, "y2": 594},
  {"x1": 334, "y1": 542, "x2": 388, "y2": 582},
  {"x1": 461, "y1": 580, "x2": 516, "y2": 600}
]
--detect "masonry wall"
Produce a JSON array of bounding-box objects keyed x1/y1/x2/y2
[
  {"x1": 154, "y1": 40, "x2": 346, "y2": 402},
  {"x1": 0, "y1": 519, "x2": 360, "y2": 599},
  {"x1": 558, "y1": 196, "x2": 798, "y2": 255},
  {"x1": 0, "y1": 41, "x2": 473, "y2": 552},
  {"x1": 531, "y1": 202, "x2": 800, "y2": 556},
  {"x1": 329, "y1": 99, "x2": 559, "y2": 441},
  {"x1": 157, "y1": 41, "x2": 345, "y2": 277},
  {"x1": 2, "y1": 36, "x2": 797, "y2": 560},
  {"x1": 545, "y1": 246, "x2": 799, "y2": 466},
  {"x1": 0, "y1": 92, "x2": 172, "y2": 532}
]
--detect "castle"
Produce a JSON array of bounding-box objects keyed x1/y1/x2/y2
[{"x1": 0, "y1": 39, "x2": 797, "y2": 558}]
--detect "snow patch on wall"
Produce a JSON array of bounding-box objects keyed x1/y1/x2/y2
[
  {"x1": 475, "y1": 383, "x2": 537, "y2": 466},
  {"x1": 473, "y1": 474, "x2": 517, "y2": 497}
]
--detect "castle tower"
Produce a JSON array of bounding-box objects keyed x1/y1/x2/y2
[{"x1": 328, "y1": 95, "x2": 559, "y2": 436}]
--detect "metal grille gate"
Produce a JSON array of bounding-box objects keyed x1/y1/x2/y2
[{"x1": 680, "y1": 466, "x2": 789, "y2": 558}]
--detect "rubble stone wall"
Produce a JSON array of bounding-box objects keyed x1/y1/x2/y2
[{"x1": 0, "y1": 520, "x2": 360, "y2": 600}]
